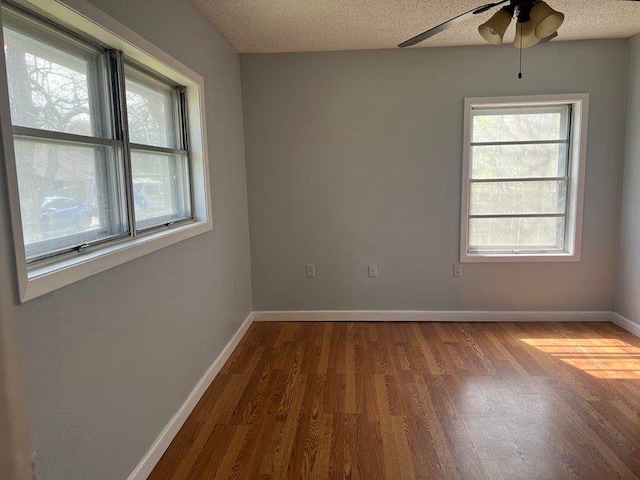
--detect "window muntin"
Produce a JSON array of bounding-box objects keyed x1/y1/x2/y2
[
  {"x1": 465, "y1": 103, "x2": 574, "y2": 256},
  {"x1": 2, "y1": 3, "x2": 193, "y2": 263}
]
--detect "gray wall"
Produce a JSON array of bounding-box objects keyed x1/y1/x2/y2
[
  {"x1": 0, "y1": 0, "x2": 252, "y2": 478},
  {"x1": 615, "y1": 34, "x2": 640, "y2": 326},
  {"x1": 241, "y1": 41, "x2": 628, "y2": 312}
]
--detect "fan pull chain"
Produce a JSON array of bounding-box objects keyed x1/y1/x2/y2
[{"x1": 518, "y1": 22, "x2": 523, "y2": 79}]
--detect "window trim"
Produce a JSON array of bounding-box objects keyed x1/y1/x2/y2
[
  {"x1": 0, "y1": 0, "x2": 213, "y2": 302},
  {"x1": 460, "y1": 94, "x2": 589, "y2": 263}
]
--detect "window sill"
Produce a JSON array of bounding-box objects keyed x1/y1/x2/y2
[
  {"x1": 20, "y1": 219, "x2": 212, "y2": 302},
  {"x1": 461, "y1": 252, "x2": 581, "y2": 263}
]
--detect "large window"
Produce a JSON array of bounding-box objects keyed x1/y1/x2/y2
[
  {"x1": 461, "y1": 95, "x2": 589, "y2": 262},
  {"x1": 0, "y1": 0, "x2": 211, "y2": 301},
  {"x1": 3, "y1": 5, "x2": 192, "y2": 261}
]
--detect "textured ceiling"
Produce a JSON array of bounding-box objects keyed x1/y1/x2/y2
[{"x1": 188, "y1": 0, "x2": 640, "y2": 53}]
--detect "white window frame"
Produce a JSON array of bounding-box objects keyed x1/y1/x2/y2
[
  {"x1": 460, "y1": 94, "x2": 589, "y2": 263},
  {"x1": 0, "y1": 0, "x2": 213, "y2": 302}
]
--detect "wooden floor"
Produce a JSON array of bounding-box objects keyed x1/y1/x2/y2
[{"x1": 149, "y1": 322, "x2": 640, "y2": 479}]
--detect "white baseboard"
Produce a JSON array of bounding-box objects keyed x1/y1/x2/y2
[
  {"x1": 252, "y1": 310, "x2": 612, "y2": 323},
  {"x1": 612, "y1": 312, "x2": 640, "y2": 337},
  {"x1": 127, "y1": 312, "x2": 254, "y2": 480}
]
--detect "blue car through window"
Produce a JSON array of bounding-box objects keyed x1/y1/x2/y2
[{"x1": 39, "y1": 196, "x2": 92, "y2": 238}]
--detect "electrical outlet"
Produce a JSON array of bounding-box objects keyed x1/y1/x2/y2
[
  {"x1": 368, "y1": 264, "x2": 378, "y2": 278},
  {"x1": 305, "y1": 264, "x2": 316, "y2": 278},
  {"x1": 234, "y1": 275, "x2": 240, "y2": 293},
  {"x1": 453, "y1": 264, "x2": 463, "y2": 278}
]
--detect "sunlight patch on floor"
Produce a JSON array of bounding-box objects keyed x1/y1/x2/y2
[{"x1": 519, "y1": 338, "x2": 640, "y2": 379}]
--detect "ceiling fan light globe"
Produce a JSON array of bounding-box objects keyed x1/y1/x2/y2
[
  {"x1": 478, "y1": 8, "x2": 512, "y2": 45},
  {"x1": 530, "y1": 1, "x2": 565, "y2": 38},
  {"x1": 513, "y1": 20, "x2": 541, "y2": 48}
]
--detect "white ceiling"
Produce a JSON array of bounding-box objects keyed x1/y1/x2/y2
[{"x1": 188, "y1": 0, "x2": 640, "y2": 53}]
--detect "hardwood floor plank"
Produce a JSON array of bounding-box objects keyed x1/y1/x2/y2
[
  {"x1": 258, "y1": 417, "x2": 286, "y2": 475},
  {"x1": 343, "y1": 413, "x2": 360, "y2": 479},
  {"x1": 228, "y1": 415, "x2": 276, "y2": 479},
  {"x1": 183, "y1": 424, "x2": 235, "y2": 480},
  {"x1": 310, "y1": 413, "x2": 333, "y2": 479},
  {"x1": 414, "y1": 376, "x2": 460, "y2": 478},
  {"x1": 428, "y1": 377, "x2": 488, "y2": 480},
  {"x1": 271, "y1": 374, "x2": 308, "y2": 478},
  {"x1": 344, "y1": 374, "x2": 357, "y2": 414},
  {"x1": 391, "y1": 416, "x2": 417, "y2": 479},
  {"x1": 317, "y1": 323, "x2": 333, "y2": 375},
  {"x1": 211, "y1": 425, "x2": 249, "y2": 480},
  {"x1": 327, "y1": 412, "x2": 345, "y2": 478},
  {"x1": 379, "y1": 419, "x2": 401, "y2": 479}
]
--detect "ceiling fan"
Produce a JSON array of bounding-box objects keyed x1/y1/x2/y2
[{"x1": 399, "y1": 0, "x2": 638, "y2": 50}]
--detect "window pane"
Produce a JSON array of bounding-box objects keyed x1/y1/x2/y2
[
  {"x1": 469, "y1": 217, "x2": 565, "y2": 250},
  {"x1": 3, "y1": 13, "x2": 105, "y2": 137},
  {"x1": 471, "y1": 144, "x2": 568, "y2": 179},
  {"x1": 472, "y1": 107, "x2": 568, "y2": 143},
  {"x1": 125, "y1": 67, "x2": 176, "y2": 148},
  {"x1": 14, "y1": 138, "x2": 125, "y2": 259},
  {"x1": 470, "y1": 180, "x2": 566, "y2": 215},
  {"x1": 132, "y1": 150, "x2": 190, "y2": 228}
]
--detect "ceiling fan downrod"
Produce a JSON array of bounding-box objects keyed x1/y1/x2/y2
[{"x1": 518, "y1": 21, "x2": 524, "y2": 79}]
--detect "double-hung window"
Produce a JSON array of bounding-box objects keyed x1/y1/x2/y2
[
  {"x1": 4, "y1": 7, "x2": 129, "y2": 261},
  {"x1": 461, "y1": 95, "x2": 589, "y2": 262},
  {"x1": 124, "y1": 64, "x2": 191, "y2": 231},
  {"x1": 0, "y1": 1, "x2": 211, "y2": 301}
]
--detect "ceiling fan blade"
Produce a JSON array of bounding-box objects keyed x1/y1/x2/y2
[
  {"x1": 398, "y1": 0, "x2": 510, "y2": 48},
  {"x1": 538, "y1": 31, "x2": 558, "y2": 44}
]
